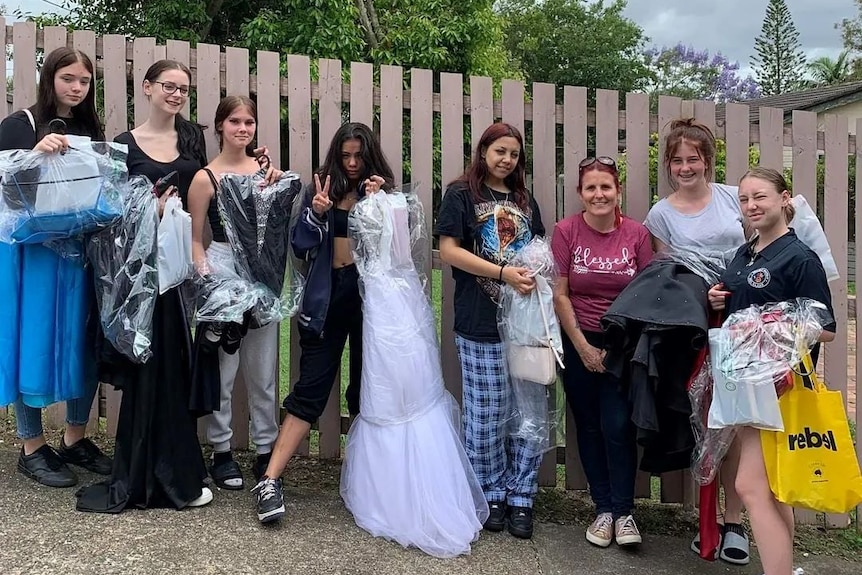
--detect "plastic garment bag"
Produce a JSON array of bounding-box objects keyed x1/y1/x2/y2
[
  {"x1": 788, "y1": 195, "x2": 839, "y2": 282},
  {"x1": 157, "y1": 195, "x2": 193, "y2": 294}
]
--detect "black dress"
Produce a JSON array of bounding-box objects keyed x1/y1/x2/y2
[{"x1": 76, "y1": 131, "x2": 211, "y2": 512}]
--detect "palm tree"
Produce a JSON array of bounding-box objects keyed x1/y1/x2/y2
[{"x1": 807, "y1": 50, "x2": 853, "y2": 86}]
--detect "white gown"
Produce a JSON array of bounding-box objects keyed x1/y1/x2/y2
[{"x1": 340, "y1": 191, "x2": 489, "y2": 558}]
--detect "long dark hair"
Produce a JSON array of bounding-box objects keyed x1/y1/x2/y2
[
  {"x1": 144, "y1": 59, "x2": 207, "y2": 167},
  {"x1": 453, "y1": 122, "x2": 528, "y2": 210},
  {"x1": 214, "y1": 95, "x2": 257, "y2": 156},
  {"x1": 32, "y1": 47, "x2": 103, "y2": 140},
  {"x1": 317, "y1": 122, "x2": 394, "y2": 202}
]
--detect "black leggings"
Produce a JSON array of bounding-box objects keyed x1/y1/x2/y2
[{"x1": 282, "y1": 265, "x2": 362, "y2": 423}]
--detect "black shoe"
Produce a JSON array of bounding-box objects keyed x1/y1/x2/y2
[
  {"x1": 210, "y1": 458, "x2": 244, "y2": 490},
  {"x1": 58, "y1": 437, "x2": 113, "y2": 475},
  {"x1": 507, "y1": 506, "x2": 534, "y2": 539},
  {"x1": 484, "y1": 500, "x2": 507, "y2": 532},
  {"x1": 252, "y1": 453, "x2": 271, "y2": 483},
  {"x1": 18, "y1": 445, "x2": 78, "y2": 487},
  {"x1": 252, "y1": 477, "x2": 285, "y2": 523}
]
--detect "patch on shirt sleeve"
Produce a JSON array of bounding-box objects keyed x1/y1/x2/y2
[{"x1": 747, "y1": 267, "x2": 771, "y2": 288}]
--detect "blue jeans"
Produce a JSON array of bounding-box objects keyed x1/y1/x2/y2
[
  {"x1": 561, "y1": 331, "x2": 637, "y2": 517},
  {"x1": 14, "y1": 375, "x2": 98, "y2": 439}
]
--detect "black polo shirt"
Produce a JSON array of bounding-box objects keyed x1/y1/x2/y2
[{"x1": 720, "y1": 230, "x2": 836, "y2": 343}]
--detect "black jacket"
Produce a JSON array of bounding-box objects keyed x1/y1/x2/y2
[{"x1": 601, "y1": 260, "x2": 710, "y2": 474}]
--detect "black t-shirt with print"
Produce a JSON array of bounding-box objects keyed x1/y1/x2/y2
[{"x1": 435, "y1": 182, "x2": 545, "y2": 342}]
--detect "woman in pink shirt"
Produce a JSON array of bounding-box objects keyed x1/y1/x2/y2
[{"x1": 551, "y1": 157, "x2": 653, "y2": 548}]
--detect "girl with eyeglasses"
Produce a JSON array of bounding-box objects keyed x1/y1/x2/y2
[
  {"x1": 645, "y1": 118, "x2": 751, "y2": 565},
  {"x1": 435, "y1": 122, "x2": 545, "y2": 539},
  {"x1": 77, "y1": 59, "x2": 213, "y2": 514},
  {"x1": 0, "y1": 47, "x2": 113, "y2": 488},
  {"x1": 551, "y1": 156, "x2": 653, "y2": 547}
]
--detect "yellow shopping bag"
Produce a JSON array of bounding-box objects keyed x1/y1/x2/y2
[{"x1": 761, "y1": 353, "x2": 862, "y2": 513}]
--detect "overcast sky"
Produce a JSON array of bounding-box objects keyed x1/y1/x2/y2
[{"x1": 4, "y1": 0, "x2": 854, "y2": 78}]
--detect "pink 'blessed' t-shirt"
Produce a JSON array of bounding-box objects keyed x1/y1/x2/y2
[{"x1": 551, "y1": 213, "x2": 654, "y2": 332}]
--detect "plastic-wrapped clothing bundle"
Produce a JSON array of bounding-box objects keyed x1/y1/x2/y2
[
  {"x1": 216, "y1": 166, "x2": 303, "y2": 321},
  {"x1": 340, "y1": 187, "x2": 488, "y2": 559},
  {"x1": 707, "y1": 298, "x2": 833, "y2": 431},
  {"x1": 497, "y1": 236, "x2": 565, "y2": 453},
  {"x1": 87, "y1": 175, "x2": 159, "y2": 364},
  {"x1": 0, "y1": 136, "x2": 127, "y2": 244},
  {"x1": 788, "y1": 195, "x2": 839, "y2": 282},
  {"x1": 689, "y1": 353, "x2": 738, "y2": 485}
]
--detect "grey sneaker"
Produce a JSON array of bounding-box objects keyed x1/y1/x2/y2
[
  {"x1": 251, "y1": 477, "x2": 285, "y2": 523},
  {"x1": 615, "y1": 515, "x2": 642, "y2": 546},
  {"x1": 586, "y1": 512, "x2": 614, "y2": 547}
]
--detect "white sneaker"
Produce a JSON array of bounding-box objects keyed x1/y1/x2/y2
[
  {"x1": 188, "y1": 487, "x2": 214, "y2": 508},
  {"x1": 759, "y1": 568, "x2": 803, "y2": 575},
  {"x1": 614, "y1": 515, "x2": 643, "y2": 546},
  {"x1": 586, "y1": 513, "x2": 614, "y2": 547}
]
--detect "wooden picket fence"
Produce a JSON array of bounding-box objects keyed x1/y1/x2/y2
[{"x1": 0, "y1": 22, "x2": 859, "y2": 527}]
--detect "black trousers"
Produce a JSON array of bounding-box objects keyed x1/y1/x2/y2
[{"x1": 283, "y1": 265, "x2": 362, "y2": 423}]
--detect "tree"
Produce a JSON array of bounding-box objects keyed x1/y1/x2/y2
[
  {"x1": 837, "y1": 0, "x2": 862, "y2": 78},
  {"x1": 807, "y1": 50, "x2": 853, "y2": 86},
  {"x1": 750, "y1": 0, "x2": 807, "y2": 96},
  {"x1": 22, "y1": 0, "x2": 517, "y2": 78},
  {"x1": 498, "y1": 0, "x2": 650, "y2": 95},
  {"x1": 643, "y1": 44, "x2": 761, "y2": 107}
]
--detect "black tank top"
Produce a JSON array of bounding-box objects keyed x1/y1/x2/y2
[
  {"x1": 202, "y1": 168, "x2": 228, "y2": 243},
  {"x1": 333, "y1": 208, "x2": 349, "y2": 238}
]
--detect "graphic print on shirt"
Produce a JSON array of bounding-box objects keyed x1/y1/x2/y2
[
  {"x1": 473, "y1": 199, "x2": 532, "y2": 301},
  {"x1": 570, "y1": 244, "x2": 637, "y2": 277}
]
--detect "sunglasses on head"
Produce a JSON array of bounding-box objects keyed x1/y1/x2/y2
[{"x1": 579, "y1": 156, "x2": 617, "y2": 169}]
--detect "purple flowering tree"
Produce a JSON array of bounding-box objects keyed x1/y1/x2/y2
[{"x1": 643, "y1": 43, "x2": 761, "y2": 106}]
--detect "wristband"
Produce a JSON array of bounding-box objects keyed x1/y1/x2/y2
[{"x1": 498, "y1": 262, "x2": 507, "y2": 282}]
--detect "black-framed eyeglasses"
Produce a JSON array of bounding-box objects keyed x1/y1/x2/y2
[
  {"x1": 153, "y1": 81, "x2": 190, "y2": 96},
  {"x1": 579, "y1": 156, "x2": 617, "y2": 170}
]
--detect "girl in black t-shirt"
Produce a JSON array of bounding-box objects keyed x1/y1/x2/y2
[
  {"x1": 0, "y1": 47, "x2": 112, "y2": 489},
  {"x1": 435, "y1": 122, "x2": 545, "y2": 539},
  {"x1": 76, "y1": 60, "x2": 213, "y2": 513},
  {"x1": 707, "y1": 168, "x2": 835, "y2": 575}
]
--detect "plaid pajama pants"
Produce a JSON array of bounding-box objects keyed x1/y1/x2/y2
[{"x1": 455, "y1": 335, "x2": 543, "y2": 508}]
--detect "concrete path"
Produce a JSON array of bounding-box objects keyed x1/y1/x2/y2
[{"x1": 0, "y1": 447, "x2": 857, "y2": 575}]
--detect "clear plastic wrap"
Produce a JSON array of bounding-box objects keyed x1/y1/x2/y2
[
  {"x1": 789, "y1": 195, "x2": 840, "y2": 282},
  {"x1": 707, "y1": 297, "x2": 833, "y2": 431},
  {"x1": 86, "y1": 175, "x2": 159, "y2": 364},
  {"x1": 216, "y1": 163, "x2": 303, "y2": 320},
  {"x1": 689, "y1": 354, "x2": 738, "y2": 485},
  {"x1": 193, "y1": 241, "x2": 281, "y2": 325},
  {"x1": 497, "y1": 236, "x2": 566, "y2": 453},
  {"x1": 0, "y1": 136, "x2": 128, "y2": 244},
  {"x1": 650, "y1": 247, "x2": 735, "y2": 286},
  {"x1": 157, "y1": 195, "x2": 193, "y2": 294}
]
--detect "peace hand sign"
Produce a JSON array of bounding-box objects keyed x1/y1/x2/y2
[{"x1": 312, "y1": 174, "x2": 333, "y2": 216}]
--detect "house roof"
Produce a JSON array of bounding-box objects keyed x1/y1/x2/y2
[{"x1": 716, "y1": 81, "x2": 862, "y2": 124}]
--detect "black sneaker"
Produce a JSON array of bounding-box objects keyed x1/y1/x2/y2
[
  {"x1": 252, "y1": 477, "x2": 285, "y2": 523},
  {"x1": 484, "y1": 500, "x2": 507, "y2": 532},
  {"x1": 18, "y1": 445, "x2": 78, "y2": 487},
  {"x1": 58, "y1": 437, "x2": 113, "y2": 475},
  {"x1": 507, "y1": 506, "x2": 534, "y2": 539}
]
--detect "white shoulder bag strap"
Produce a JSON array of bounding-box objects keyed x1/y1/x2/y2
[
  {"x1": 23, "y1": 109, "x2": 36, "y2": 133},
  {"x1": 534, "y1": 274, "x2": 565, "y2": 369}
]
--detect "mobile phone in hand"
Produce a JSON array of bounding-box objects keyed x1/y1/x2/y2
[{"x1": 154, "y1": 170, "x2": 179, "y2": 198}]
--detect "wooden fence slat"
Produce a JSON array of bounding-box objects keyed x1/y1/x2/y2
[
  {"x1": 101, "y1": 35, "x2": 128, "y2": 139},
  {"x1": 819, "y1": 114, "x2": 851, "y2": 528},
  {"x1": 440, "y1": 72, "x2": 464, "y2": 404},
  {"x1": 724, "y1": 103, "x2": 751, "y2": 185},
  {"x1": 166, "y1": 40, "x2": 192, "y2": 118},
  {"x1": 501, "y1": 79, "x2": 525, "y2": 136},
  {"x1": 469, "y1": 76, "x2": 493, "y2": 153},
  {"x1": 856, "y1": 118, "x2": 862, "y2": 532},
  {"x1": 693, "y1": 100, "x2": 716, "y2": 133},
  {"x1": 132, "y1": 37, "x2": 156, "y2": 127},
  {"x1": 350, "y1": 62, "x2": 374, "y2": 127},
  {"x1": 380, "y1": 65, "x2": 403, "y2": 185},
  {"x1": 153, "y1": 45, "x2": 166, "y2": 62},
  {"x1": 43, "y1": 26, "x2": 66, "y2": 54},
  {"x1": 287, "y1": 54, "x2": 313, "y2": 456},
  {"x1": 562, "y1": 86, "x2": 587, "y2": 218},
  {"x1": 657, "y1": 96, "x2": 682, "y2": 198},
  {"x1": 791, "y1": 111, "x2": 818, "y2": 207},
  {"x1": 410, "y1": 68, "x2": 434, "y2": 289},
  {"x1": 316, "y1": 58, "x2": 343, "y2": 460},
  {"x1": 256, "y1": 51, "x2": 281, "y2": 169},
  {"x1": 196, "y1": 44, "x2": 221, "y2": 162},
  {"x1": 624, "y1": 92, "x2": 650, "y2": 222},
  {"x1": 533, "y1": 82, "x2": 558, "y2": 487},
  {"x1": 758, "y1": 106, "x2": 784, "y2": 170},
  {"x1": 595, "y1": 89, "x2": 618, "y2": 159},
  {"x1": 12, "y1": 22, "x2": 38, "y2": 112},
  {"x1": 225, "y1": 46, "x2": 249, "y2": 96}
]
